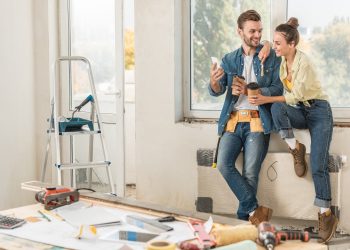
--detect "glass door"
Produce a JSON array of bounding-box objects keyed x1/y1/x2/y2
[{"x1": 59, "y1": 0, "x2": 125, "y2": 196}]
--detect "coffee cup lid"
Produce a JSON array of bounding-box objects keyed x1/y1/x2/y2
[{"x1": 247, "y1": 82, "x2": 259, "y2": 90}]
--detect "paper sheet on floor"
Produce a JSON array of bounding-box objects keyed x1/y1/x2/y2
[
  {"x1": 55, "y1": 202, "x2": 121, "y2": 227},
  {"x1": 0, "y1": 201, "x2": 195, "y2": 249}
]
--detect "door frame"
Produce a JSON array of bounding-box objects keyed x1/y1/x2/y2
[{"x1": 57, "y1": 0, "x2": 125, "y2": 197}]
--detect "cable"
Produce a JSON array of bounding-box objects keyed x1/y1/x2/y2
[
  {"x1": 267, "y1": 161, "x2": 278, "y2": 182},
  {"x1": 77, "y1": 188, "x2": 96, "y2": 192}
]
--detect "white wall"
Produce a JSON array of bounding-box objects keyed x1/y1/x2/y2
[
  {"x1": 0, "y1": 0, "x2": 52, "y2": 210},
  {"x1": 0, "y1": 0, "x2": 36, "y2": 209},
  {"x1": 136, "y1": 0, "x2": 199, "y2": 210},
  {"x1": 33, "y1": 0, "x2": 55, "y2": 185},
  {"x1": 134, "y1": 0, "x2": 350, "y2": 232}
]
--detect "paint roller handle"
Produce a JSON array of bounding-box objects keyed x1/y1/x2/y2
[
  {"x1": 75, "y1": 95, "x2": 94, "y2": 111},
  {"x1": 71, "y1": 95, "x2": 94, "y2": 119}
]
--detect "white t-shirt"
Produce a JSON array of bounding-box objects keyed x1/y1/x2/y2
[{"x1": 234, "y1": 55, "x2": 258, "y2": 110}]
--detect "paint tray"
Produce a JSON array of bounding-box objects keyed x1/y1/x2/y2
[{"x1": 59, "y1": 117, "x2": 94, "y2": 132}]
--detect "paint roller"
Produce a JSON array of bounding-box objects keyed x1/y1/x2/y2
[
  {"x1": 211, "y1": 224, "x2": 258, "y2": 247},
  {"x1": 71, "y1": 95, "x2": 94, "y2": 119}
]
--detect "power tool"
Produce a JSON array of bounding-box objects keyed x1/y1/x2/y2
[
  {"x1": 35, "y1": 187, "x2": 79, "y2": 210},
  {"x1": 258, "y1": 222, "x2": 310, "y2": 250},
  {"x1": 276, "y1": 229, "x2": 310, "y2": 242},
  {"x1": 258, "y1": 222, "x2": 277, "y2": 250}
]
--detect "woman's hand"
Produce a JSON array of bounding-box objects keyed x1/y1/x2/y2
[
  {"x1": 248, "y1": 93, "x2": 271, "y2": 106},
  {"x1": 258, "y1": 41, "x2": 271, "y2": 64},
  {"x1": 249, "y1": 94, "x2": 285, "y2": 106}
]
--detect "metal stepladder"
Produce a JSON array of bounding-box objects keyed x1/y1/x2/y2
[{"x1": 41, "y1": 56, "x2": 116, "y2": 194}]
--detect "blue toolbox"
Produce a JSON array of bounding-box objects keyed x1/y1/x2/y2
[{"x1": 59, "y1": 117, "x2": 94, "y2": 132}]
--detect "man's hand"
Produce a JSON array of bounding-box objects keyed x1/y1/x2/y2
[
  {"x1": 231, "y1": 76, "x2": 247, "y2": 96},
  {"x1": 210, "y1": 63, "x2": 224, "y2": 93},
  {"x1": 258, "y1": 41, "x2": 271, "y2": 64}
]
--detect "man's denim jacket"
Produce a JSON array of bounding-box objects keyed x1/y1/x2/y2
[{"x1": 209, "y1": 45, "x2": 283, "y2": 135}]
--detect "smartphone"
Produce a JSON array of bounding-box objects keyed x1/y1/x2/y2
[{"x1": 211, "y1": 57, "x2": 221, "y2": 68}]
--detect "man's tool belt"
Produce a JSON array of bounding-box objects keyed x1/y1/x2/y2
[{"x1": 225, "y1": 110, "x2": 263, "y2": 133}]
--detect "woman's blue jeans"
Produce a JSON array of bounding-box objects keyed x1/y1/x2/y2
[
  {"x1": 271, "y1": 100, "x2": 333, "y2": 208},
  {"x1": 217, "y1": 122, "x2": 270, "y2": 220}
]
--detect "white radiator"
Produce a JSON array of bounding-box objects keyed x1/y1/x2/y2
[{"x1": 197, "y1": 150, "x2": 342, "y2": 220}]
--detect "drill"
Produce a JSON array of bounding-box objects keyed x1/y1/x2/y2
[
  {"x1": 276, "y1": 229, "x2": 310, "y2": 242},
  {"x1": 258, "y1": 222, "x2": 310, "y2": 250},
  {"x1": 258, "y1": 222, "x2": 277, "y2": 250}
]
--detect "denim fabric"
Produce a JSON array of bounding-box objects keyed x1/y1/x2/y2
[
  {"x1": 271, "y1": 100, "x2": 333, "y2": 207},
  {"x1": 209, "y1": 45, "x2": 283, "y2": 135},
  {"x1": 217, "y1": 123, "x2": 270, "y2": 220}
]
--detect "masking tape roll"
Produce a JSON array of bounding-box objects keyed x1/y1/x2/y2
[{"x1": 147, "y1": 241, "x2": 176, "y2": 250}]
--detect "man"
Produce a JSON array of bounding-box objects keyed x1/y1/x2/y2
[{"x1": 209, "y1": 10, "x2": 283, "y2": 226}]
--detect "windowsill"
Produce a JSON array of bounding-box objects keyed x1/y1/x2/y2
[
  {"x1": 334, "y1": 122, "x2": 350, "y2": 128},
  {"x1": 181, "y1": 118, "x2": 350, "y2": 127},
  {"x1": 182, "y1": 117, "x2": 217, "y2": 124}
]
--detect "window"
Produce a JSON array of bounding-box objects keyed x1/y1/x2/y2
[
  {"x1": 188, "y1": 0, "x2": 350, "y2": 120},
  {"x1": 188, "y1": 0, "x2": 271, "y2": 118},
  {"x1": 288, "y1": 0, "x2": 350, "y2": 119}
]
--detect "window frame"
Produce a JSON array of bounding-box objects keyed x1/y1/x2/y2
[{"x1": 184, "y1": 0, "x2": 350, "y2": 122}]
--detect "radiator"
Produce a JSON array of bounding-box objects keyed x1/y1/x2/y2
[{"x1": 197, "y1": 149, "x2": 342, "y2": 220}]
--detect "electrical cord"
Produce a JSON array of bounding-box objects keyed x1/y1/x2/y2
[
  {"x1": 76, "y1": 188, "x2": 96, "y2": 192},
  {"x1": 267, "y1": 161, "x2": 278, "y2": 182}
]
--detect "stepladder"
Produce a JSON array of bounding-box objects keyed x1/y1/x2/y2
[{"x1": 41, "y1": 56, "x2": 116, "y2": 194}]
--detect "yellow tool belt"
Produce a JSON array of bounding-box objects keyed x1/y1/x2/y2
[{"x1": 225, "y1": 110, "x2": 264, "y2": 133}]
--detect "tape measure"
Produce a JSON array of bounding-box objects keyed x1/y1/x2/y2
[{"x1": 147, "y1": 241, "x2": 176, "y2": 250}]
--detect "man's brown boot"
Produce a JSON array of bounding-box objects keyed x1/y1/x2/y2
[
  {"x1": 289, "y1": 140, "x2": 308, "y2": 177},
  {"x1": 249, "y1": 206, "x2": 273, "y2": 227},
  {"x1": 318, "y1": 210, "x2": 338, "y2": 243}
]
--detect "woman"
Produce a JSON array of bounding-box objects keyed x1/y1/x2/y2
[{"x1": 250, "y1": 17, "x2": 337, "y2": 243}]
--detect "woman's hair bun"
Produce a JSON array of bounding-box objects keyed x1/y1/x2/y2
[{"x1": 287, "y1": 17, "x2": 299, "y2": 29}]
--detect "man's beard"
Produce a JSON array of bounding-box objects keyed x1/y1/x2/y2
[{"x1": 243, "y1": 35, "x2": 260, "y2": 48}]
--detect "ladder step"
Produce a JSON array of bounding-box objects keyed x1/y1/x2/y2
[
  {"x1": 60, "y1": 130, "x2": 101, "y2": 136},
  {"x1": 47, "y1": 129, "x2": 101, "y2": 135},
  {"x1": 57, "y1": 161, "x2": 111, "y2": 170}
]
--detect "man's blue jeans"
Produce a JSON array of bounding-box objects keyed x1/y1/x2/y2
[
  {"x1": 217, "y1": 122, "x2": 270, "y2": 220},
  {"x1": 271, "y1": 100, "x2": 333, "y2": 208}
]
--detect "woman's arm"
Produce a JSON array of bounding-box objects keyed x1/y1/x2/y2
[{"x1": 248, "y1": 93, "x2": 285, "y2": 106}]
